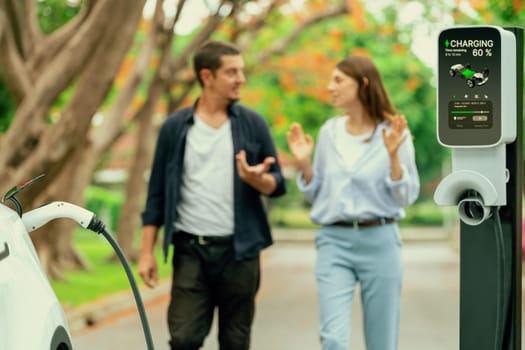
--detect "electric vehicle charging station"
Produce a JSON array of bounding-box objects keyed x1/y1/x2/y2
[{"x1": 434, "y1": 26, "x2": 523, "y2": 349}]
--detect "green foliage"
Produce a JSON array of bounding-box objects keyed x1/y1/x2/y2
[
  {"x1": 269, "y1": 206, "x2": 318, "y2": 229},
  {"x1": 0, "y1": 77, "x2": 15, "y2": 132},
  {"x1": 400, "y1": 199, "x2": 444, "y2": 226},
  {"x1": 84, "y1": 186, "x2": 123, "y2": 232},
  {"x1": 37, "y1": 0, "x2": 82, "y2": 34},
  {"x1": 486, "y1": 0, "x2": 525, "y2": 23}
]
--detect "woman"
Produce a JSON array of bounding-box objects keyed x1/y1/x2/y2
[{"x1": 287, "y1": 55, "x2": 420, "y2": 350}]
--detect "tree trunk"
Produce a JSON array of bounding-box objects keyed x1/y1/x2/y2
[
  {"x1": 0, "y1": 0, "x2": 147, "y2": 278},
  {"x1": 115, "y1": 113, "x2": 155, "y2": 261},
  {"x1": 94, "y1": 0, "x2": 169, "y2": 260}
]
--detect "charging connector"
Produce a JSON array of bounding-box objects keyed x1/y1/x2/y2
[{"x1": 21, "y1": 201, "x2": 155, "y2": 350}]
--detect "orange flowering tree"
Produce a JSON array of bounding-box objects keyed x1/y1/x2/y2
[{"x1": 243, "y1": 2, "x2": 440, "y2": 190}]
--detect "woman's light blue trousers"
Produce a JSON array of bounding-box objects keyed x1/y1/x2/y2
[{"x1": 315, "y1": 223, "x2": 403, "y2": 350}]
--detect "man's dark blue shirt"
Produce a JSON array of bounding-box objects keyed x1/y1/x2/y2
[{"x1": 141, "y1": 101, "x2": 286, "y2": 262}]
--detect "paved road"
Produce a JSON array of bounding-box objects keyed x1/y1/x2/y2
[{"x1": 70, "y1": 239, "x2": 468, "y2": 350}]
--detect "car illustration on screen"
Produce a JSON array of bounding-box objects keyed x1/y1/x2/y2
[{"x1": 449, "y1": 63, "x2": 489, "y2": 88}]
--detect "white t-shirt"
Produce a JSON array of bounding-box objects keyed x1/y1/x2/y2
[
  {"x1": 175, "y1": 115, "x2": 234, "y2": 236},
  {"x1": 335, "y1": 116, "x2": 372, "y2": 168}
]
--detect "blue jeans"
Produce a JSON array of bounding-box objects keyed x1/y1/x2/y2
[{"x1": 315, "y1": 224, "x2": 403, "y2": 350}]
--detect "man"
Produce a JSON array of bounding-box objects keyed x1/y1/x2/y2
[{"x1": 138, "y1": 40, "x2": 286, "y2": 350}]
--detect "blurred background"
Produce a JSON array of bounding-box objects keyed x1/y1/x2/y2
[{"x1": 0, "y1": 0, "x2": 523, "y2": 307}]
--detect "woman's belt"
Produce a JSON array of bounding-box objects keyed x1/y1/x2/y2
[{"x1": 332, "y1": 217, "x2": 396, "y2": 229}]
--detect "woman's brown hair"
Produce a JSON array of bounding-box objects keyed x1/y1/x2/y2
[{"x1": 336, "y1": 55, "x2": 397, "y2": 124}]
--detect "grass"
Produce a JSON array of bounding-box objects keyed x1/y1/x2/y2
[{"x1": 51, "y1": 230, "x2": 171, "y2": 307}]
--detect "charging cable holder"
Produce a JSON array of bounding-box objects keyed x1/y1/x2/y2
[{"x1": 434, "y1": 144, "x2": 507, "y2": 225}]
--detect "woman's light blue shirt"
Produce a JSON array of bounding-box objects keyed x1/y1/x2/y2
[{"x1": 297, "y1": 116, "x2": 420, "y2": 225}]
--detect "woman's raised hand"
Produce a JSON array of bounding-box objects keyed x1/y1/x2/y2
[
  {"x1": 287, "y1": 122, "x2": 314, "y2": 170},
  {"x1": 382, "y1": 114, "x2": 408, "y2": 158}
]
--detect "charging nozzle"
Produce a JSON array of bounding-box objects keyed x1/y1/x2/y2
[
  {"x1": 434, "y1": 170, "x2": 498, "y2": 226},
  {"x1": 22, "y1": 202, "x2": 95, "y2": 233},
  {"x1": 21, "y1": 201, "x2": 109, "y2": 235}
]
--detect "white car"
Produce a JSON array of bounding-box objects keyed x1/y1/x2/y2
[{"x1": 0, "y1": 202, "x2": 73, "y2": 350}]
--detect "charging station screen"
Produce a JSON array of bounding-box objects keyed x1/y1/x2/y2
[
  {"x1": 438, "y1": 27, "x2": 501, "y2": 146},
  {"x1": 448, "y1": 100, "x2": 492, "y2": 129}
]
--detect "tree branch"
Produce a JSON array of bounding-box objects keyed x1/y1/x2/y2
[
  {"x1": 167, "y1": 9, "x2": 228, "y2": 84},
  {"x1": 0, "y1": 9, "x2": 32, "y2": 102},
  {"x1": 2, "y1": 0, "x2": 25, "y2": 57},
  {"x1": 24, "y1": 0, "x2": 43, "y2": 57},
  {"x1": 254, "y1": 1, "x2": 349, "y2": 64},
  {"x1": 0, "y1": 0, "x2": 147, "y2": 194},
  {"x1": 168, "y1": 79, "x2": 196, "y2": 113},
  {"x1": 229, "y1": 0, "x2": 286, "y2": 43},
  {"x1": 27, "y1": 3, "x2": 91, "y2": 77},
  {"x1": 0, "y1": 0, "x2": 127, "y2": 177},
  {"x1": 91, "y1": 0, "x2": 167, "y2": 153}
]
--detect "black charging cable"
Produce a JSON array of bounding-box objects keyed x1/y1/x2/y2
[
  {"x1": 87, "y1": 216, "x2": 155, "y2": 350},
  {"x1": 493, "y1": 207, "x2": 506, "y2": 350}
]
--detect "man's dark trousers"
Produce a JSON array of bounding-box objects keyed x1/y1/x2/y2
[{"x1": 168, "y1": 234, "x2": 260, "y2": 350}]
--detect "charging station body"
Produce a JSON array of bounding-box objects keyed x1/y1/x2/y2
[
  {"x1": 434, "y1": 25, "x2": 523, "y2": 350},
  {"x1": 435, "y1": 25, "x2": 516, "y2": 215},
  {"x1": 437, "y1": 25, "x2": 516, "y2": 147}
]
